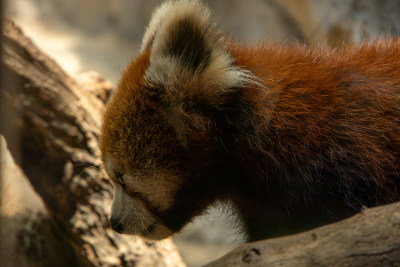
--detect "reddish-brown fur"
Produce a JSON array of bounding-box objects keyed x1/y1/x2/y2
[
  {"x1": 100, "y1": 22, "x2": 400, "y2": 240},
  {"x1": 231, "y1": 40, "x2": 400, "y2": 195},
  {"x1": 223, "y1": 40, "x2": 400, "y2": 238}
]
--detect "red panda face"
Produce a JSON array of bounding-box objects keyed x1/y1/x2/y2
[
  {"x1": 99, "y1": 0, "x2": 253, "y2": 240},
  {"x1": 99, "y1": 51, "x2": 187, "y2": 239}
]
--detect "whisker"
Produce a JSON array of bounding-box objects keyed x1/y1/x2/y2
[
  {"x1": 139, "y1": 207, "x2": 167, "y2": 226},
  {"x1": 72, "y1": 163, "x2": 100, "y2": 168},
  {"x1": 73, "y1": 164, "x2": 101, "y2": 181},
  {"x1": 112, "y1": 208, "x2": 132, "y2": 229}
]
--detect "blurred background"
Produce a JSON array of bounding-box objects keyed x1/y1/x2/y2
[
  {"x1": 4, "y1": 0, "x2": 400, "y2": 266},
  {"x1": 6, "y1": 0, "x2": 400, "y2": 84}
]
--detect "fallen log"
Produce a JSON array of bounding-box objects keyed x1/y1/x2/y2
[{"x1": 205, "y1": 202, "x2": 400, "y2": 267}]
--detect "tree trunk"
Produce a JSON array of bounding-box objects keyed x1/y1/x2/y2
[{"x1": 0, "y1": 18, "x2": 185, "y2": 267}]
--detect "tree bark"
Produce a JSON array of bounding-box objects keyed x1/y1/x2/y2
[
  {"x1": 1, "y1": 18, "x2": 185, "y2": 267},
  {"x1": 205, "y1": 202, "x2": 400, "y2": 267}
]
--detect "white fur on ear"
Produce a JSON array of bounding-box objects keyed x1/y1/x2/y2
[
  {"x1": 142, "y1": 0, "x2": 255, "y2": 96},
  {"x1": 141, "y1": 0, "x2": 210, "y2": 52}
]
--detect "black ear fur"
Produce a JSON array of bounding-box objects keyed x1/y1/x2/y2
[
  {"x1": 165, "y1": 18, "x2": 212, "y2": 72},
  {"x1": 142, "y1": 0, "x2": 255, "y2": 146},
  {"x1": 143, "y1": 0, "x2": 253, "y2": 96}
]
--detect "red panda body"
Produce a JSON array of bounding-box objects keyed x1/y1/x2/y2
[
  {"x1": 100, "y1": 0, "x2": 400, "y2": 241},
  {"x1": 224, "y1": 41, "x2": 400, "y2": 238}
]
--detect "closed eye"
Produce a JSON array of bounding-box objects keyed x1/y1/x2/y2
[{"x1": 115, "y1": 172, "x2": 126, "y2": 189}]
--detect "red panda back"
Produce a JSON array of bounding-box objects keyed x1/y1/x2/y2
[{"x1": 228, "y1": 40, "x2": 400, "y2": 206}]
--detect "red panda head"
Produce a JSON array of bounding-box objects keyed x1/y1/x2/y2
[{"x1": 99, "y1": 0, "x2": 253, "y2": 240}]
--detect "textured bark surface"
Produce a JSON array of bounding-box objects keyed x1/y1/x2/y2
[
  {"x1": 0, "y1": 18, "x2": 185, "y2": 267},
  {"x1": 205, "y1": 202, "x2": 400, "y2": 267}
]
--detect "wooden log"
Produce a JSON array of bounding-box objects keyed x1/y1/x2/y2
[
  {"x1": 205, "y1": 202, "x2": 400, "y2": 267},
  {"x1": 1, "y1": 18, "x2": 185, "y2": 267}
]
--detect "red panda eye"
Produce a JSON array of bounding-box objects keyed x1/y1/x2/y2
[{"x1": 116, "y1": 173, "x2": 125, "y2": 186}]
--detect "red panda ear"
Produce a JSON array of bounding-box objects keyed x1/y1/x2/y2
[{"x1": 142, "y1": 0, "x2": 253, "y2": 107}]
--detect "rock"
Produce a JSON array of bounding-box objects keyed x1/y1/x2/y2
[{"x1": 1, "y1": 18, "x2": 185, "y2": 267}]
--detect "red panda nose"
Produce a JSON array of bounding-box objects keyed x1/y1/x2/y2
[{"x1": 110, "y1": 217, "x2": 123, "y2": 234}]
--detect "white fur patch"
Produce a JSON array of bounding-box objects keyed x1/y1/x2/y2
[
  {"x1": 124, "y1": 169, "x2": 181, "y2": 211},
  {"x1": 105, "y1": 153, "x2": 180, "y2": 239},
  {"x1": 105, "y1": 154, "x2": 180, "y2": 211},
  {"x1": 111, "y1": 184, "x2": 173, "y2": 239}
]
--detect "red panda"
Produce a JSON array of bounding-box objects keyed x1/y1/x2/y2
[{"x1": 99, "y1": 0, "x2": 400, "y2": 241}]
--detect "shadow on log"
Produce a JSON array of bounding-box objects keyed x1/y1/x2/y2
[{"x1": 0, "y1": 18, "x2": 184, "y2": 267}]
